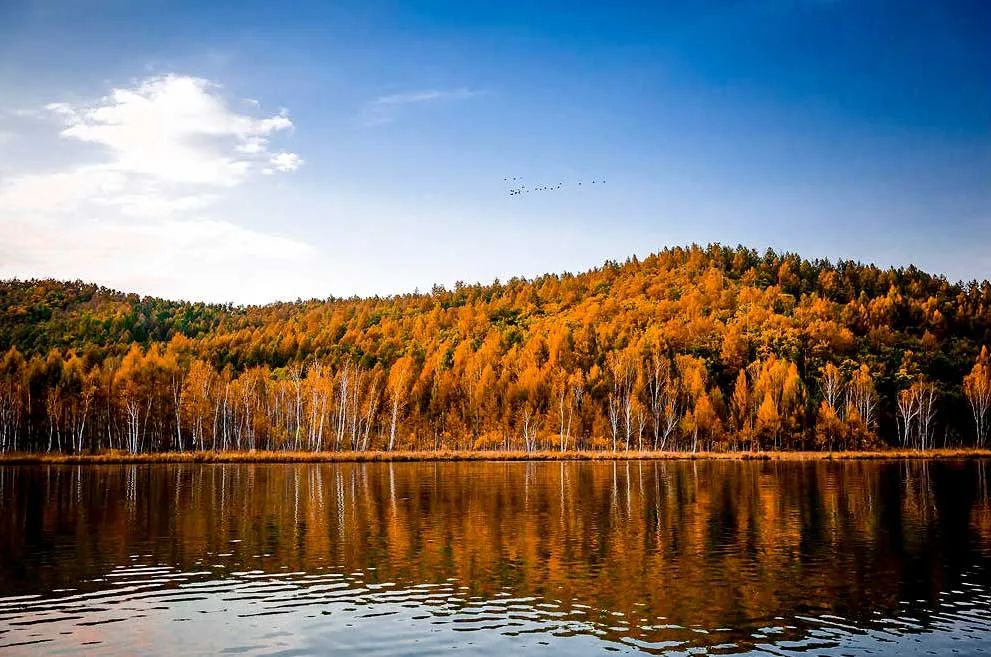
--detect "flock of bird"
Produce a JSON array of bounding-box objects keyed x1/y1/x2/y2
[{"x1": 503, "y1": 176, "x2": 606, "y2": 196}]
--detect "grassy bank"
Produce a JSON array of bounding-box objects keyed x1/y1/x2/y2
[{"x1": 1, "y1": 448, "x2": 990, "y2": 465}]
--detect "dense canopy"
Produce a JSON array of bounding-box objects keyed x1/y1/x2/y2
[{"x1": 2, "y1": 244, "x2": 990, "y2": 454}]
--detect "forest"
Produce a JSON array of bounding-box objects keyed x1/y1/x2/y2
[{"x1": 1, "y1": 243, "x2": 990, "y2": 454}]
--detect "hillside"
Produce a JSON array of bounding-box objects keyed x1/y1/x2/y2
[{"x1": 2, "y1": 244, "x2": 990, "y2": 453}]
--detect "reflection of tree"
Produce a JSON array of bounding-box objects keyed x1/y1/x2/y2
[{"x1": 2, "y1": 460, "x2": 991, "y2": 652}]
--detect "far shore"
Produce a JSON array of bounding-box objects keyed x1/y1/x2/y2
[{"x1": 1, "y1": 448, "x2": 990, "y2": 465}]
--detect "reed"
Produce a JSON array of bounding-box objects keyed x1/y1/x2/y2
[{"x1": 2, "y1": 448, "x2": 990, "y2": 465}]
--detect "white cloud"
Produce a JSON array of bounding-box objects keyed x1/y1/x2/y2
[
  {"x1": 0, "y1": 74, "x2": 314, "y2": 303},
  {"x1": 264, "y1": 152, "x2": 303, "y2": 174},
  {"x1": 1, "y1": 74, "x2": 302, "y2": 215},
  {"x1": 0, "y1": 215, "x2": 317, "y2": 303},
  {"x1": 361, "y1": 87, "x2": 484, "y2": 126},
  {"x1": 0, "y1": 168, "x2": 128, "y2": 213},
  {"x1": 45, "y1": 75, "x2": 294, "y2": 186},
  {"x1": 236, "y1": 137, "x2": 267, "y2": 154}
]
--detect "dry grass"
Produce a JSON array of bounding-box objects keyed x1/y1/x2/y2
[{"x1": 1, "y1": 448, "x2": 990, "y2": 465}]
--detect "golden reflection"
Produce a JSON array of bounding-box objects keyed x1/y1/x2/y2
[{"x1": 2, "y1": 460, "x2": 991, "y2": 652}]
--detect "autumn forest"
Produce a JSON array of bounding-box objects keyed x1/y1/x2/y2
[{"x1": 2, "y1": 244, "x2": 991, "y2": 455}]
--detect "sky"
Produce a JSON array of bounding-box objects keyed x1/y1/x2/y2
[{"x1": 0, "y1": 0, "x2": 988, "y2": 303}]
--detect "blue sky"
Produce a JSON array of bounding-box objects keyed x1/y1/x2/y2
[{"x1": 0, "y1": 1, "x2": 988, "y2": 302}]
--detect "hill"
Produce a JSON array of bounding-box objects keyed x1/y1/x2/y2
[{"x1": 1, "y1": 244, "x2": 990, "y2": 453}]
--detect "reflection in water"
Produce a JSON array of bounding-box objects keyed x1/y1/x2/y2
[{"x1": 2, "y1": 460, "x2": 991, "y2": 655}]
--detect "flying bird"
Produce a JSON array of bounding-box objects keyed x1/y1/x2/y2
[{"x1": 504, "y1": 176, "x2": 610, "y2": 197}]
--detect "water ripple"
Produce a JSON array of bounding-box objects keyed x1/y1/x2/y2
[{"x1": 2, "y1": 460, "x2": 991, "y2": 656}]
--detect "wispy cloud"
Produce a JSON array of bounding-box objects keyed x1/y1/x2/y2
[
  {"x1": 42, "y1": 74, "x2": 299, "y2": 187},
  {"x1": 361, "y1": 87, "x2": 484, "y2": 126},
  {"x1": 1, "y1": 74, "x2": 305, "y2": 216},
  {"x1": 0, "y1": 74, "x2": 314, "y2": 302},
  {"x1": 0, "y1": 215, "x2": 315, "y2": 302}
]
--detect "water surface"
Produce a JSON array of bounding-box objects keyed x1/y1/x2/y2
[{"x1": 2, "y1": 460, "x2": 991, "y2": 655}]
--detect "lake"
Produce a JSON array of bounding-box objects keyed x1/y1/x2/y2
[{"x1": 1, "y1": 460, "x2": 991, "y2": 655}]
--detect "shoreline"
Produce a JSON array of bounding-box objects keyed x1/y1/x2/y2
[{"x1": 1, "y1": 448, "x2": 990, "y2": 465}]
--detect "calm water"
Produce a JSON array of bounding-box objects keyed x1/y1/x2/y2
[{"x1": 2, "y1": 460, "x2": 991, "y2": 656}]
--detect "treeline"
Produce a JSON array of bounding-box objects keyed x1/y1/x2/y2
[{"x1": 2, "y1": 244, "x2": 991, "y2": 453}]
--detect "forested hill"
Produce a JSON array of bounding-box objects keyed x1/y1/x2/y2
[
  {"x1": 2, "y1": 244, "x2": 991, "y2": 454},
  {"x1": 0, "y1": 280, "x2": 226, "y2": 353}
]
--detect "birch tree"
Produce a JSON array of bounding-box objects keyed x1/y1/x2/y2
[
  {"x1": 387, "y1": 355, "x2": 415, "y2": 450},
  {"x1": 964, "y1": 348, "x2": 991, "y2": 447}
]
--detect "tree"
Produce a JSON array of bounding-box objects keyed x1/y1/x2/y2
[
  {"x1": 645, "y1": 351, "x2": 680, "y2": 451},
  {"x1": 183, "y1": 359, "x2": 215, "y2": 451},
  {"x1": 0, "y1": 347, "x2": 26, "y2": 452},
  {"x1": 3, "y1": 244, "x2": 989, "y2": 455},
  {"x1": 815, "y1": 401, "x2": 845, "y2": 451},
  {"x1": 606, "y1": 349, "x2": 636, "y2": 452},
  {"x1": 820, "y1": 363, "x2": 844, "y2": 417},
  {"x1": 305, "y1": 360, "x2": 332, "y2": 451},
  {"x1": 964, "y1": 347, "x2": 991, "y2": 447},
  {"x1": 896, "y1": 386, "x2": 919, "y2": 448},
  {"x1": 815, "y1": 363, "x2": 845, "y2": 450},
  {"x1": 730, "y1": 369, "x2": 751, "y2": 450},
  {"x1": 755, "y1": 393, "x2": 780, "y2": 448},
  {"x1": 519, "y1": 403, "x2": 541, "y2": 452},
  {"x1": 387, "y1": 355, "x2": 415, "y2": 450},
  {"x1": 552, "y1": 367, "x2": 583, "y2": 452},
  {"x1": 118, "y1": 345, "x2": 149, "y2": 453},
  {"x1": 897, "y1": 379, "x2": 937, "y2": 450},
  {"x1": 845, "y1": 364, "x2": 878, "y2": 442},
  {"x1": 688, "y1": 393, "x2": 720, "y2": 453},
  {"x1": 676, "y1": 355, "x2": 708, "y2": 451},
  {"x1": 62, "y1": 353, "x2": 96, "y2": 453}
]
